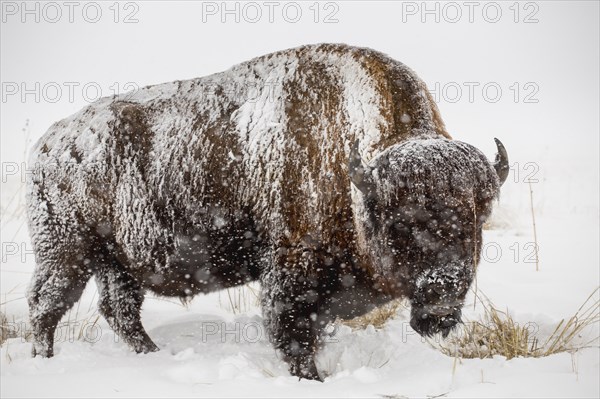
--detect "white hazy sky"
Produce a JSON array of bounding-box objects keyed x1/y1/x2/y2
[{"x1": 1, "y1": 1, "x2": 599, "y2": 212}]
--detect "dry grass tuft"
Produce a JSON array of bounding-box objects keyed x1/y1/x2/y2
[
  {"x1": 217, "y1": 286, "x2": 406, "y2": 330},
  {"x1": 218, "y1": 283, "x2": 261, "y2": 314},
  {"x1": 0, "y1": 311, "x2": 18, "y2": 346},
  {"x1": 342, "y1": 299, "x2": 407, "y2": 330},
  {"x1": 435, "y1": 288, "x2": 599, "y2": 359}
]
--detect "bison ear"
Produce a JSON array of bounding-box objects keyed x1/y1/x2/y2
[
  {"x1": 493, "y1": 138, "x2": 509, "y2": 186},
  {"x1": 349, "y1": 140, "x2": 376, "y2": 196}
]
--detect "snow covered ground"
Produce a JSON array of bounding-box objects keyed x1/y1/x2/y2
[{"x1": 1, "y1": 1, "x2": 598, "y2": 398}]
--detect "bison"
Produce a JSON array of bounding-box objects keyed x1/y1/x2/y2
[{"x1": 26, "y1": 43, "x2": 508, "y2": 380}]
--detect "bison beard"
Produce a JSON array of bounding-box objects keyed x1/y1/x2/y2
[{"x1": 26, "y1": 44, "x2": 508, "y2": 381}]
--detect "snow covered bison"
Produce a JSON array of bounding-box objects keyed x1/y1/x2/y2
[{"x1": 27, "y1": 44, "x2": 508, "y2": 380}]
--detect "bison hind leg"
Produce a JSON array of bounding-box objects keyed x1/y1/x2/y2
[
  {"x1": 28, "y1": 257, "x2": 92, "y2": 357},
  {"x1": 94, "y1": 258, "x2": 158, "y2": 354}
]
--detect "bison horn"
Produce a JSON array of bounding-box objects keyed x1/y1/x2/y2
[
  {"x1": 493, "y1": 138, "x2": 509, "y2": 186},
  {"x1": 349, "y1": 140, "x2": 376, "y2": 196}
]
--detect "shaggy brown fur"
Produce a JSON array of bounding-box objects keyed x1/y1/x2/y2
[{"x1": 26, "y1": 44, "x2": 507, "y2": 380}]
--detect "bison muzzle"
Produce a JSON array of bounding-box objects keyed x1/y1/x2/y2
[{"x1": 26, "y1": 44, "x2": 508, "y2": 381}]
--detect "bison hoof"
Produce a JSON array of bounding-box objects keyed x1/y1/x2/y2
[
  {"x1": 31, "y1": 342, "x2": 53, "y2": 358},
  {"x1": 133, "y1": 340, "x2": 159, "y2": 354},
  {"x1": 289, "y1": 356, "x2": 322, "y2": 382}
]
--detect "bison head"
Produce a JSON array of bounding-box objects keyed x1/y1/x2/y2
[{"x1": 349, "y1": 138, "x2": 508, "y2": 337}]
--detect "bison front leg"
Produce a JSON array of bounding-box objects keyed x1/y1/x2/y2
[
  {"x1": 261, "y1": 264, "x2": 327, "y2": 381},
  {"x1": 94, "y1": 262, "x2": 158, "y2": 354}
]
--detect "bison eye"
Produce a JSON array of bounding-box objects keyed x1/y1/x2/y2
[
  {"x1": 391, "y1": 221, "x2": 409, "y2": 233},
  {"x1": 423, "y1": 283, "x2": 449, "y2": 302},
  {"x1": 432, "y1": 284, "x2": 446, "y2": 295}
]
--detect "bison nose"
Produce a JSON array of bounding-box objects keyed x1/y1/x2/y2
[
  {"x1": 423, "y1": 301, "x2": 462, "y2": 316},
  {"x1": 427, "y1": 306, "x2": 453, "y2": 317}
]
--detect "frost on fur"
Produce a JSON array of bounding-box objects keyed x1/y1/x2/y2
[{"x1": 25, "y1": 43, "x2": 507, "y2": 380}]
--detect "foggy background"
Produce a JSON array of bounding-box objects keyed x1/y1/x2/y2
[{"x1": 2, "y1": 1, "x2": 599, "y2": 216}]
